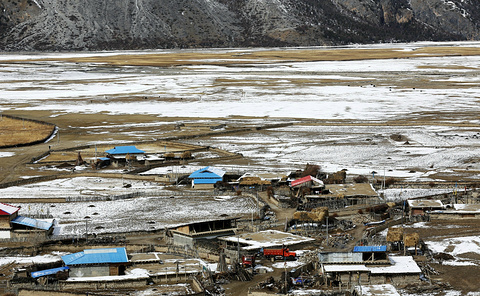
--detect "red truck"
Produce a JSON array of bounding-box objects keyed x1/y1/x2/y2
[
  {"x1": 263, "y1": 247, "x2": 296, "y2": 261},
  {"x1": 242, "y1": 255, "x2": 256, "y2": 267}
]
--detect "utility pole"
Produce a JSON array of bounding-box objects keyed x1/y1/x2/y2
[{"x1": 85, "y1": 219, "x2": 88, "y2": 244}]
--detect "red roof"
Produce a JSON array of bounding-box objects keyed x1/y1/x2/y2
[
  {"x1": 0, "y1": 203, "x2": 20, "y2": 216},
  {"x1": 290, "y1": 175, "x2": 324, "y2": 187}
]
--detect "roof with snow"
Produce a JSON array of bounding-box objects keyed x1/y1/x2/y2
[
  {"x1": 368, "y1": 256, "x2": 421, "y2": 274},
  {"x1": 11, "y1": 216, "x2": 53, "y2": 231},
  {"x1": 354, "y1": 284, "x2": 400, "y2": 296},
  {"x1": 105, "y1": 146, "x2": 145, "y2": 155},
  {"x1": 0, "y1": 203, "x2": 20, "y2": 216},
  {"x1": 219, "y1": 230, "x2": 315, "y2": 251},
  {"x1": 290, "y1": 175, "x2": 324, "y2": 187},
  {"x1": 62, "y1": 247, "x2": 128, "y2": 265},
  {"x1": 323, "y1": 264, "x2": 369, "y2": 273},
  {"x1": 407, "y1": 200, "x2": 443, "y2": 208},
  {"x1": 31, "y1": 266, "x2": 69, "y2": 278},
  {"x1": 353, "y1": 245, "x2": 387, "y2": 253},
  {"x1": 189, "y1": 166, "x2": 225, "y2": 180}
]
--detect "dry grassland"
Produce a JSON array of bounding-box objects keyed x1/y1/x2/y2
[
  {"x1": 0, "y1": 116, "x2": 55, "y2": 147},
  {"x1": 11, "y1": 46, "x2": 479, "y2": 67}
]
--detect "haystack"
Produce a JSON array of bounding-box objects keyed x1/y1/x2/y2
[
  {"x1": 293, "y1": 207, "x2": 328, "y2": 222},
  {"x1": 404, "y1": 232, "x2": 420, "y2": 247},
  {"x1": 386, "y1": 227, "x2": 403, "y2": 242}
]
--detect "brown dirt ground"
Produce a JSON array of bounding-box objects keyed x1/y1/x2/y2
[{"x1": 403, "y1": 219, "x2": 480, "y2": 293}]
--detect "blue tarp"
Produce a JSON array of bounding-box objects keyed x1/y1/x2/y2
[
  {"x1": 105, "y1": 146, "x2": 145, "y2": 155},
  {"x1": 353, "y1": 246, "x2": 387, "y2": 253},
  {"x1": 31, "y1": 266, "x2": 69, "y2": 278},
  {"x1": 62, "y1": 247, "x2": 128, "y2": 265},
  {"x1": 11, "y1": 216, "x2": 53, "y2": 231}
]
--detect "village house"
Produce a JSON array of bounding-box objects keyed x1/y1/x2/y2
[
  {"x1": 320, "y1": 255, "x2": 421, "y2": 288},
  {"x1": 188, "y1": 166, "x2": 225, "y2": 189},
  {"x1": 219, "y1": 230, "x2": 315, "y2": 251},
  {"x1": 61, "y1": 247, "x2": 129, "y2": 277},
  {"x1": 429, "y1": 203, "x2": 480, "y2": 219},
  {"x1": 169, "y1": 217, "x2": 239, "y2": 247},
  {"x1": 0, "y1": 203, "x2": 54, "y2": 239},
  {"x1": 290, "y1": 175, "x2": 325, "y2": 196},
  {"x1": 304, "y1": 183, "x2": 379, "y2": 205},
  {"x1": 105, "y1": 146, "x2": 146, "y2": 167},
  {"x1": 0, "y1": 203, "x2": 19, "y2": 239}
]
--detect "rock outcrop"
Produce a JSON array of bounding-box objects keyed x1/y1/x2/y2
[{"x1": 0, "y1": 0, "x2": 479, "y2": 51}]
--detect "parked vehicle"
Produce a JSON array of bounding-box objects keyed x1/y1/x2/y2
[
  {"x1": 242, "y1": 254, "x2": 256, "y2": 267},
  {"x1": 263, "y1": 247, "x2": 296, "y2": 261}
]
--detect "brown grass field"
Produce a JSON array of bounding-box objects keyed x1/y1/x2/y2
[
  {"x1": 0, "y1": 116, "x2": 55, "y2": 147},
  {"x1": 4, "y1": 46, "x2": 480, "y2": 67}
]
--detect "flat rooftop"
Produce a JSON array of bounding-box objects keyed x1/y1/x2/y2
[{"x1": 219, "y1": 230, "x2": 315, "y2": 250}]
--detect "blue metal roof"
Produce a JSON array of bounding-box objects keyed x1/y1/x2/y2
[
  {"x1": 62, "y1": 247, "x2": 128, "y2": 265},
  {"x1": 193, "y1": 178, "x2": 222, "y2": 184},
  {"x1": 31, "y1": 266, "x2": 69, "y2": 278},
  {"x1": 99, "y1": 157, "x2": 110, "y2": 161},
  {"x1": 11, "y1": 216, "x2": 53, "y2": 231},
  {"x1": 105, "y1": 146, "x2": 145, "y2": 155},
  {"x1": 189, "y1": 166, "x2": 225, "y2": 179},
  {"x1": 353, "y1": 246, "x2": 387, "y2": 253}
]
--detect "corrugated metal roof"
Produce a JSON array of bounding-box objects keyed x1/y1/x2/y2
[
  {"x1": 31, "y1": 266, "x2": 69, "y2": 278},
  {"x1": 353, "y1": 246, "x2": 387, "y2": 253},
  {"x1": 105, "y1": 146, "x2": 145, "y2": 155},
  {"x1": 0, "y1": 203, "x2": 20, "y2": 216},
  {"x1": 318, "y1": 252, "x2": 363, "y2": 263},
  {"x1": 62, "y1": 247, "x2": 128, "y2": 265},
  {"x1": 189, "y1": 166, "x2": 225, "y2": 179},
  {"x1": 291, "y1": 175, "x2": 324, "y2": 187},
  {"x1": 11, "y1": 216, "x2": 53, "y2": 230},
  {"x1": 193, "y1": 178, "x2": 222, "y2": 184}
]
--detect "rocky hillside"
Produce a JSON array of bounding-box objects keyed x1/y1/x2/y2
[{"x1": 1, "y1": 0, "x2": 479, "y2": 51}]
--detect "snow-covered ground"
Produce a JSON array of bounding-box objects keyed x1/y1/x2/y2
[
  {"x1": 184, "y1": 124, "x2": 480, "y2": 181},
  {"x1": 2, "y1": 43, "x2": 480, "y2": 180},
  {"x1": 0, "y1": 177, "x2": 163, "y2": 199},
  {"x1": 426, "y1": 236, "x2": 480, "y2": 266},
  {"x1": 1, "y1": 44, "x2": 480, "y2": 121},
  {"x1": 0, "y1": 177, "x2": 256, "y2": 235}
]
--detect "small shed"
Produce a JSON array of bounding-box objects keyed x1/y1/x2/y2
[
  {"x1": 353, "y1": 246, "x2": 388, "y2": 262},
  {"x1": 10, "y1": 216, "x2": 54, "y2": 238},
  {"x1": 0, "y1": 203, "x2": 19, "y2": 239},
  {"x1": 407, "y1": 200, "x2": 443, "y2": 216},
  {"x1": 31, "y1": 266, "x2": 69, "y2": 280},
  {"x1": 62, "y1": 247, "x2": 129, "y2": 278},
  {"x1": 170, "y1": 218, "x2": 238, "y2": 247},
  {"x1": 188, "y1": 166, "x2": 225, "y2": 189}
]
